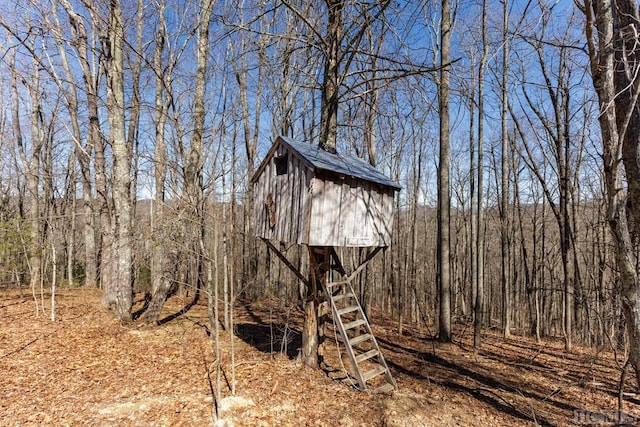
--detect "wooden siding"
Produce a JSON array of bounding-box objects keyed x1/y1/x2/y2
[
  {"x1": 307, "y1": 175, "x2": 394, "y2": 247},
  {"x1": 253, "y1": 145, "x2": 313, "y2": 244}
]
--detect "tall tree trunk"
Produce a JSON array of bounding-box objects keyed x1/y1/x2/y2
[
  {"x1": 437, "y1": 0, "x2": 452, "y2": 342},
  {"x1": 474, "y1": 0, "x2": 488, "y2": 349},
  {"x1": 67, "y1": 152, "x2": 76, "y2": 287},
  {"x1": 59, "y1": 0, "x2": 105, "y2": 288},
  {"x1": 533, "y1": 203, "x2": 542, "y2": 343},
  {"x1": 500, "y1": 0, "x2": 511, "y2": 339},
  {"x1": 234, "y1": 21, "x2": 262, "y2": 289},
  {"x1": 319, "y1": 0, "x2": 343, "y2": 153},
  {"x1": 127, "y1": 0, "x2": 144, "y2": 292},
  {"x1": 102, "y1": 0, "x2": 132, "y2": 321},
  {"x1": 560, "y1": 86, "x2": 573, "y2": 352},
  {"x1": 11, "y1": 51, "x2": 44, "y2": 310},
  {"x1": 150, "y1": 0, "x2": 213, "y2": 315},
  {"x1": 145, "y1": 0, "x2": 174, "y2": 322},
  {"x1": 468, "y1": 55, "x2": 478, "y2": 346},
  {"x1": 51, "y1": 0, "x2": 96, "y2": 287},
  {"x1": 300, "y1": 0, "x2": 344, "y2": 368},
  {"x1": 410, "y1": 137, "x2": 422, "y2": 329},
  {"x1": 184, "y1": 0, "x2": 214, "y2": 303},
  {"x1": 393, "y1": 181, "x2": 403, "y2": 334},
  {"x1": 223, "y1": 148, "x2": 230, "y2": 330},
  {"x1": 364, "y1": 25, "x2": 381, "y2": 167}
]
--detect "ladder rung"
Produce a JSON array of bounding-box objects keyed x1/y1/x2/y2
[
  {"x1": 344, "y1": 319, "x2": 367, "y2": 330},
  {"x1": 337, "y1": 305, "x2": 359, "y2": 316},
  {"x1": 349, "y1": 333, "x2": 372, "y2": 346},
  {"x1": 332, "y1": 292, "x2": 354, "y2": 302},
  {"x1": 355, "y1": 349, "x2": 379, "y2": 363},
  {"x1": 372, "y1": 383, "x2": 395, "y2": 394},
  {"x1": 362, "y1": 365, "x2": 387, "y2": 382}
]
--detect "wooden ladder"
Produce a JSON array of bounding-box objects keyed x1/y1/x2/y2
[{"x1": 310, "y1": 247, "x2": 396, "y2": 394}]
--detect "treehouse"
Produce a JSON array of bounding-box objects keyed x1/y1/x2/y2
[
  {"x1": 251, "y1": 135, "x2": 401, "y2": 394},
  {"x1": 251, "y1": 135, "x2": 400, "y2": 247}
]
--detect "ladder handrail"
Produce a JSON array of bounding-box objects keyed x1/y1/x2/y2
[
  {"x1": 315, "y1": 246, "x2": 396, "y2": 393},
  {"x1": 335, "y1": 280, "x2": 396, "y2": 389},
  {"x1": 325, "y1": 281, "x2": 367, "y2": 389}
]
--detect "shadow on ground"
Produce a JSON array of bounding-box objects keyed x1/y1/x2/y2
[{"x1": 234, "y1": 304, "x2": 302, "y2": 359}]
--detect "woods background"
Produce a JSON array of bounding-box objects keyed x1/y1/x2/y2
[{"x1": 0, "y1": 0, "x2": 623, "y2": 354}]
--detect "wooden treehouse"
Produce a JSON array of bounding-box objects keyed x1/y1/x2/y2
[{"x1": 251, "y1": 135, "x2": 401, "y2": 393}]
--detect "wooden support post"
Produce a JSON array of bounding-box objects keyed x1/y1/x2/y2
[
  {"x1": 305, "y1": 246, "x2": 331, "y2": 368},
  {"x1": 302, "y1": 298, "x2": 318, "y2": 368}
]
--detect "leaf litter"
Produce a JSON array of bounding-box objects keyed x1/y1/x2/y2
[{"x1": 0, "y1": 288, "x2": 637, "y2": 426}]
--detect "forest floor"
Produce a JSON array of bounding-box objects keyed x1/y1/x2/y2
[{"x1": 0, "y1": 288, "x2": 638, "y2": 426}]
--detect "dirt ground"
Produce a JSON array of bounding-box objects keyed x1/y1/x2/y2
[{"x1": 1, "y1": 288, "x2": 638, "y2": 426}]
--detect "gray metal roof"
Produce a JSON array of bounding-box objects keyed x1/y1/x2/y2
[{"x1": 279, "y1": 136, "x2": 401, "y2": 191}]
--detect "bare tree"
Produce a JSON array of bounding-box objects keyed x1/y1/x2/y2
[
  {"x1": 101, "y1": 0, "x2": 133, "y2": 320},
  {"x1": 234, "y1": 20, "x2": 263, "y2": 286},
  {"x1": 499, "y1": 0, "x2": 512, "y2": 340},
  {"x1": 145, "y1": 0, "x2": 175, "y2": 322},
  {"x1": 474, "y1": 0, "x2": 488, "y2": 348},
  {"x1": 280, "y1": 0, "x2": 394, "y2": 367},
  {"x1": 437, "y1": 0, "x2": 452, "y2": 342},
  {"x1": 183, "y1": 0, "x2": 215, "y2": 306},
  {"x1": 47, "y1": 0, "x2": 95, "y2": 287},
  {"x1": 9, "y1": 46, "x2": 45, "y2": 314},
  {"x1": 512, "y1": 6, "x2": 585, "y2": 350},
  {"x1": 281, "y1": 0, "x2": 393, "y2": 153},
  {"x1": 59, "y1": 0, "x2": 103, "y2": 288},
  {"x1": 317, "y1": 0, "x2": 343, "y2": 153},
  {"x1": 144, "y1": 0, "x2": 216, "y2": 322},
  {"x1": 581, "y1": 0, "x2": 640, "y2": 387}
]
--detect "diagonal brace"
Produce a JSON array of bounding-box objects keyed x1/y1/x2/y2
[
  {"x1": 341, "y1": 246, "x2": 383, "y2": 283},
  {"x1": 260, "y1": 238, "x2": 310, "y2": 287}
]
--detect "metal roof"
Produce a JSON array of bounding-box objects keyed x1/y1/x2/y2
[{"x1": 278, "y1": 136, "x2": 401, "y2": 191}]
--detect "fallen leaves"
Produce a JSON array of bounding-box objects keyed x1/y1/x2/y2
[{"x1": 0, "y1": 288, "x2": 637, "y2": 426}]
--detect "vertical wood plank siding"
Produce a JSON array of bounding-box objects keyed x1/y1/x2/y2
[
  {"x1": 253, "y1": 144, "x2": 395, "y2": 247},
  {"x1": 307, "y1": 175, "x2": 393, "y2": 247},
  {"x1": 253, "y1": 146, "x2": 314, "y2": 245}
]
